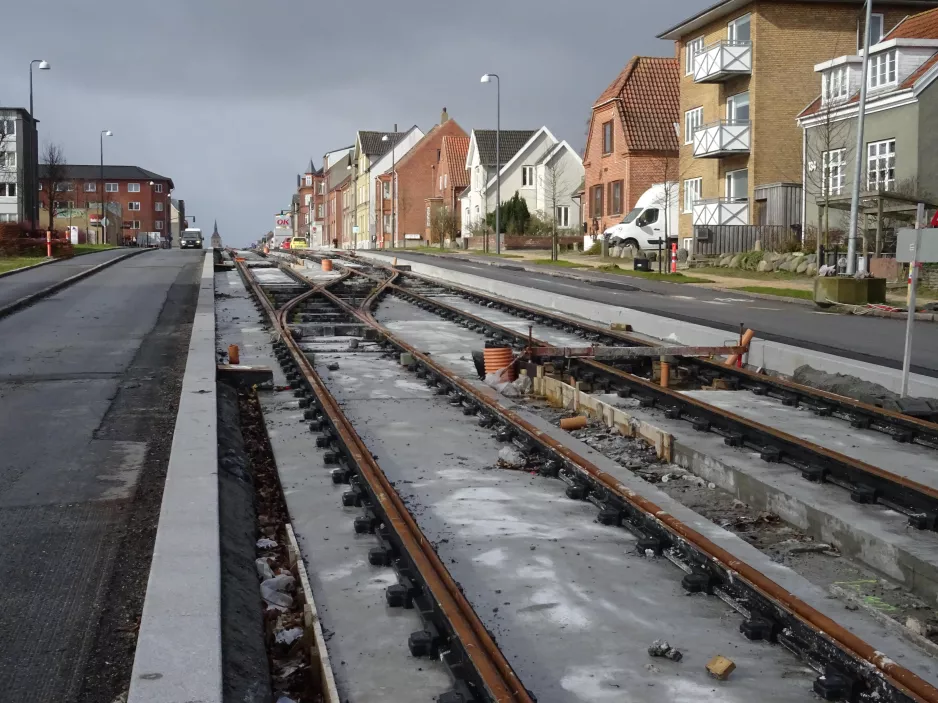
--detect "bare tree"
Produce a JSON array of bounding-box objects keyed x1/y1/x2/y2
[
  {"x1": 804, "y1": 97, "x2": 852, "y2": 258},
  {"x1": 649, "y1": 155, "x2": 681, "y2": 264},
  {"x1": 42, "y1": 143, "x2": 68, "y2": 231},
  {"x1": 539, "y1": 150, "x2": 577, "y2": 261},
  {"x1": 430, "y1": 205, "x2": 458, "y2": 249}
]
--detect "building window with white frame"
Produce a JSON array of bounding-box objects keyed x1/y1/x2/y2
[
  {"x1": 84, "y1": 182, "x2": 97, "y2": 192},
  {"x1": 869, "y1": 50, "x2": 897, "y2": 89},
  {"x1": 683, "y1": 177, "x2": 702, "y2": 213},
  {"x1": 444, "y1": 173, "x2": 448, "y2": 189},
  {"x1": 556, "y1": 205, "x2": 569, "y2": 228},
  {"x1": 384, "y1": 214, "x2": 392, "y2": 232},
  {"x1": 155, "y1": 201, "x2": 164, "y2": 212},
  {"x1": 128, "y1": 201, "x2": 141, "y2": 211},
  {"x1": 823, "y1": 66, "x2": 848, "y2": 103},
  {"x1": 128, "y1": 183, "x2": 140, "y2": 192},
  {"x1": 318, "y1": 182, "x2": 325, "y2": 195},
  {"x1": 155, "y1": 220, "x2": 163, "y2": 230},
  {"x1": 304, "y1": 194, "x2": 311, "y2": 206},
  {"x1": 869, "y1": 13, "x2": 884, "y2": 45},
  {"x1": 684, "y1": 107, "x2": 703, "y2": 145},
  {"x1": 130, "y1": 220, "x2": 141, "y2": 230},
  {"x1": 728, "y1": 13, "x2": 750, "y2": 43},
  {"x1": 317, "y1": 204, "x2": 324, "y2": 218},
  {"x1": 153, "y1": 183, "x2": 163, "y2": 193},
  {"x1": 105, "y1": 182, "x2": 119, "y2": 192},
  {"x1": 522, "y1": 166, "x2": 534, "y2": 186},
  {"x1": 54, "y1": 181, "x2": 72, "y2": 191},
  {"x1": 867, "y1": 139, "x2": 895, "y2": 191},
  {"x1": 0, "y1": 119, "x2": 15, "y2": 136},
  {"x1": 685, "y1": 36, "x2": 704, "y2": 75},
  {"x1": 305, "y1": 175, "x2": 312, "y2": 186},
  {"x1": 0, "y1": 184, "x2": 16, "y2": 197},
  {"x1": 383, "y1": 181, "x2": 391, "y2": 198},
  {"x1": 426, "y1": 206, "x2": 431, "y2": 227},
  {"x1": 822, "y1": 149, "x2": 846, "y2": 195}
]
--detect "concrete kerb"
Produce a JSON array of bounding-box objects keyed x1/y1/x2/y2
[
  {"x1": 0, "y1": 248, "x2": 152, "y2": 320},
  {"x1": 128, "y1": 252, "x2": 221, "y2": 703},
  {"x1": 357, "y1": 250, "x2": 938, "y2": 399}
]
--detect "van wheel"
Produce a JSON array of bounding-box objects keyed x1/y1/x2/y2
[{"x1": 622, "y1": 239, "x2": 641, "y2": 257}]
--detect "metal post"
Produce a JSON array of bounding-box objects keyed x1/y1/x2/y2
[
  {"x1": 846, "y1": 0, "x2": 874, "y2": 275},
  {"x1": 900, "y1": 203, "x2": 924, "y2": 398},
  {"x1": 495, "y1": 75, "x2": 501, "y2": 255},
  {"x1": 391, "y1": 135, "x2": 396, "y2": 249},
  {"x1": 100, "y1": 133, "x2": 105, "y2": 246}
]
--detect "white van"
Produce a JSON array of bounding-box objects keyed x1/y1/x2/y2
[{"x1": 603, "y1": 182, "x2": 679, "y2": 253}]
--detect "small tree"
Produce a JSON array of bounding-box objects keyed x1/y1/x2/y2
[
  {"x1": 42, "y1": 143, "x2": 68, "y2": 230},
  {"x1": 540, "y1": 151, "x2": 575, "y2": 261},
  {"x1": 487, "y1": 191, "x2": 530, "y2": 235},
  {"x1": 430, "y1": 205, "x2": 458, "y2": 248},
  {"x1": 804, "y1": 97, "x2": 852, "y2": 259}
]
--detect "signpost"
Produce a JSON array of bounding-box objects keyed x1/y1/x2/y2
[{"x1": 896, "y1": 209, "x2": 937, "y2": 397}]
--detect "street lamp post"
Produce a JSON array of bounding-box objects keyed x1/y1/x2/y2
[
  {"x1": 100, "y1": 130, "x2": 112, "y2": 246},
  {"x1": 382, "y1": 128, "x2": 399, "y2": 249},
  {"x1": 347, "y1": 160, "x2": 358, "y2": 250},
  {"x1": 846, "y1": 1, "x2": 874, "y2": 275},
  {"x1": 29, "y1": 60, "x2": 50, "y2": 227},
  {"x1": 481, "y1": 73, "x2": 501, "y2": 255}
]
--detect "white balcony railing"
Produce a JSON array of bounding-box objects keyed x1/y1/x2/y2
[
  {"x1": 693, "y1": 198, "x2": 749, "y2": 226},
  {"x1": 693, "y1": 40, "x2": 752, "y2": 83},
  {"x1": 693, "y1": 120, "x2": 751, "y2": 158}
]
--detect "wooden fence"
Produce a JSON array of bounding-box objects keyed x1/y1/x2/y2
[{"x1": 693, "y1": 225, "x2": 797, "y2": 257}]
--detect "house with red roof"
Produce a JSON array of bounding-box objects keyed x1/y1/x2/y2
[
  {"x1": 582, "y1": 56, "x2": 680, "y2": 240},
  {"x1": 797, "y1": 6, "x2": 938, "y2": 250}
]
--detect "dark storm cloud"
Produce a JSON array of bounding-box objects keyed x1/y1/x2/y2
[{"x1": 0, "y1": 0, "x2": 701, "y2": 245}]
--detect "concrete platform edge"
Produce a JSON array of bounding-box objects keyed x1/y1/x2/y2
[{"x1": 127, "y1": 252, "x2": 222, "y2": 703}]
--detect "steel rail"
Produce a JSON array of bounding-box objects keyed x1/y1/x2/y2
[
  {"x1": 303, "y1": 268, "x2": 938, "y2": 703},
  {"x1": 238, "y1": 261, "x2": 532, "y2": 703}
]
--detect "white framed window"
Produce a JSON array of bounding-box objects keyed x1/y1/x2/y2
[
  {"x1": 155, "y1": 201, "x2": 164, "y2": 212},
  {"x1": 683, "y1": 177, "x2": 702, "y2": 213},
  {"x1": 823, "y1": 66, "x2": 848, "y2": 102},
  {"x1": 304, "y1": 194, "x2": 312, "y2": 206},
  {"x1": 725, "y1": 168, "x2": 748, "y2": 202},
  {"x1": 0, "y1": 183, "x2": 16, "y2": 197},
  {"x1": 822, "y1": 149, "x2": 846, "y2": 195},
  {"x1": 84, "y1": 182, "x2": 97, "y2": 192},
  {"x1": 317, "y1": 204, "x2": 324, "y2": 218},
  {"x1": 522, "y1": 166, "x2": 535, "y2": 186},
  {"x1": 54, "y1": 181, "x2": 73, "y2": 192},
  {"x1": 153, "y1": 183, "x2": 163, "y2": 193},
  {"x1": 383, "y1": 181, "x2": 391, "y2": 198},
  {"x1": 685, "y1": 36, "x2": 704, "y2": 75},
  {"x1": 869, "y1": 13, "x2": 884, "y2": 44},
  {"x1": 305, "y1": 213, "x2": 310, "y2": 224},
  {"x1": 439, "y1": 175, "x2": 442, "y2": 190},
  {"x1": 384, "y1": 214, "x2": 392, "y2": 231},
  {"x1": 0, "y1": 119, "x2": 15, "y2": 136},
  {"x1": 444, "y1": 173, "x2": 448, "y2": 189},
  {"x1": 128, "y1": 201, "x2": 141, "y2": 211},
  {"x1": 0, "y1": 213, "x2": 17, "y2": 222},
  {"x1": 127, "y1": 183, "x2": 141, "y2": 192},
  {"x1": 726, "y1": 91, "x2": 750, "y2": 122},
  {"x1": 105, "y1": 182, "x2": 119, "y2": 192},
  {"x1": 728, "y1": 13, "x2": 751, "y2": 43},
  {"x1": 867, "y1": 139, "x2": 895, "y2": 191},
  {"x1": 1, "y1": 152, "x2": 17, "y2": 168},
  {"x1": 318, "y1": 182, "x2": 325, "y2": 195},
  {"x1": 155, "y1": 220, "x2": 164, "y2": 230},
  {"x1": 869, "y1": 50, "x2": 897, "y2": 88},
  {"x1": 684, "y1": 107, "x2": 703, "y2": 144},
  {"x1": 130, "y1": 220, "x2": 141, "y2": 230},
  {"x1": 53, "y1": 200, "x2": 73, "y2": 210},
  {"x1": 556, "y1": 205, "x2": 570, "y2": 227},
  {"x1": 305, "y1": 175, "x2": 312, "y2": 186}
]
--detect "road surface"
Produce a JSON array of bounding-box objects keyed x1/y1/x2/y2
[{"x1": 0, "y1": 249, "x2": 203, "y2": 702}]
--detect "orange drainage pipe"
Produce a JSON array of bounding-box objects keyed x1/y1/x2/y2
[
  {"x1": 228, "y1": 344, "x2": 240, "y2": 365},
  {"x1": 322, "y1": 259, "x2": 333, "y2": 272},
  {"x1": 725, "y1": 328, "x2": 754, "y2": 367},
  {"x1": 484, "y1": 347, "x2": 516, "y2": 382}
]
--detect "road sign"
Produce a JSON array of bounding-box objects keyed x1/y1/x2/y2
[
  {"x1": 897, "y1": 228, "x2": 938, "y2": 263},
  {"x1": 275, "y1": 215, "x2": 292, "y2": 229}
]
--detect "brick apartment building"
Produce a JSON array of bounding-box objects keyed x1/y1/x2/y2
[
  {"x1": 658, "y1": 0, "x2": 938, "y2": 247},
  {"x1": 323, "y1": 150, "x2": 351, "y2": 248},
  {"x1": 39, "y1": 164, "x2": 173, "y2": 244},
  {"x1": 583, "y1": 56, "x2": 680, "y2": 237},
  {"x1": 295, "y1": 159, "x2": 325, "y2": 242},
  {"x1": 374, "y1": 113, "x2": 466, "y2": 247}
]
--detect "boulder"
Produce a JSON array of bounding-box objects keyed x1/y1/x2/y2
[
  {"x1": 611, "y1": 246, "x2": 623, "y2": 258},
  {"x1": 677, "y1": 248, "x2": 689, "y2": 263},
  {"x1": 754, "y1": 239, "x2": 763, "y2": 251},
  {"x1": 719, "y1": 255, "x2": 733, "y2": 267},
  {"x1": 763, "y1": 251, "x2": 781, "y2": 264},
  {"x1": 806, "y1": 263, "x2": 818, "y2": 277},
  {"x1": 729, "y1": 254, "x2": 743, "y2": 268},
  {"x1": 757, "y1": 260, "x2": 771, "y2": 272},
  {"x1": 779, "y1": 259, "x2": 797, "y2": 272},
  {"x1": 792, "y1": 251, "x2": 805, "y2": 258},
  {"x1": 806, "y1": 253, "x2": 817, "y2": 263},
  {"x1": 796, "y1": 260, "x2": 809, "y2": 274}
]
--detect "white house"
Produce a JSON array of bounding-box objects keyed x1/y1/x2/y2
[{"x1": 460, "y1": 126, "x2": 584, "y2": 235}]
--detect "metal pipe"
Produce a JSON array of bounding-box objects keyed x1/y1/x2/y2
[{"x1": 846, "y1": 0, "x2": 874, "y2": 275}]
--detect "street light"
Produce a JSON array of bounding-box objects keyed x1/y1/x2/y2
[
  {"x1": 29, "y1": 59, "x2": 50, "y2": 117},
  {"x1": 382, "y1": 131, "x2": 398, "y2": 249},
  {"x1": 347, "y1": 160, "x2": 358, "y2": 250},
  {"x1": 100, "y1": 130, "x2": 112, "y2": 246},
  {"x1": 29, "y1": 60, "x2": 50, "y2": 226},
  {"x1": 481, "y1": 73, "x2": 501, "y2": 254}
]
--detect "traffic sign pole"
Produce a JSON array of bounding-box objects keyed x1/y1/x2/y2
[{"x1": 900, "y1": 203, "x2": 925, "y2": 398}]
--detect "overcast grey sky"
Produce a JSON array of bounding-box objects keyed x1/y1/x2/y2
[{"x1": 0, "y1": 0, "x2": 699, "y2": 246}]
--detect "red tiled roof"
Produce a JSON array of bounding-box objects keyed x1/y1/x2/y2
[
  {"x1": 885, "y1": 6, "x2": 938, "y2": 39},
  {"x1": 442, "y1": 136, "x2": 470, "y2": 188},
  {"x1": 593, "y1": 56, "x2": 680, "y2": 153}
]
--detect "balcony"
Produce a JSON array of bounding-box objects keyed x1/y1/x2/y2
[
  {"x1": 693, "y1": 40, "x2": 752, "y2": 83},
  {"x1": 693, "y1": 198, "x2": 749, "y2": 226},
  {"x1": 693, "y1": 120, "x2": 750, "y2": 158}
]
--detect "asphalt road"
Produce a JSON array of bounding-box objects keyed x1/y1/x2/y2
[
  {"x1": 388, "y1": 252, "x2": 938, "y2": 377},
  {"x1": 0, "y1": 249, "x2": 203, "y2": 702},
  {"x1": 0, "y1": 248, "x2": 140, "y2": 309}
]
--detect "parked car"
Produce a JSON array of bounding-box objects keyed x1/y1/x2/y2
[
  {"x1": 290, "y1": 237, "x2": 308, "y2": 250},
  {"x1": 180, "y1": 228, "x2": 204, "y2": 249},
  {"x1": 603, "y1": 182, "x2": 678, "y2": 254}
]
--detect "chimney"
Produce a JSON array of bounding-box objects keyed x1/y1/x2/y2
[{"x1": 440, "y1": 107, "x2": 449, "y2": 124}]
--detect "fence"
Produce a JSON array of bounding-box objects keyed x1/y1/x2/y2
[{"x1": 693, "y1": 225, "x2": 797, "y2": 257}]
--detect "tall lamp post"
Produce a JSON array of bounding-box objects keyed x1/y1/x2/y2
[
  {"x1": 100, "y1": 130, "x2": 112, "y2": 245},
  {"x1": 347, "y1": 159, "x2": 358, "y2": 250},
  {"x1": 29, "y1": 59, "x2": 50, "y2": 227},
  {"x1": 481, "y1": 73, "x2": 501, "y2": 255},
  {"x1": 382, "y1": 128, "x2": 399, "y2": 249},
  {"x1": 846, "y1": 0, "x2": 874, "y2": 275}
]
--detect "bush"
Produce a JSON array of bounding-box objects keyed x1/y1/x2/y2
[
  {"x1": 486, "y1": 191, "x2": 530, "y2": 235},
  {"x1": 738, "y1": 250, "x2": 764, "y2": 270},
  {"x1": 585, "y1": 239, "x2": 602, "y2": 256}
]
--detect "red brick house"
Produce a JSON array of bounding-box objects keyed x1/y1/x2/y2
[
  {"x1": 296, "y1": 159, "x2": 325, "y2": 242},
  {"x1": 423, "y1": 135, "x2": 470, "y2": 240},
  {"x1": 583, "y1": 56, "x2": 680, "y2": 235}
]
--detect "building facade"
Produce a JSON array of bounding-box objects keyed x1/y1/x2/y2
[
  {"x1": 658, "y1": 0, "x2": 934, "y2": 248},
  {"x1": 0, "y1": 107, "x2": 40, "y2": 226},
  {"x1": 423, "y1": 134, "x2": 470, "y2": 241},
  {"x1": 582, "y1": 56, "x2": 680, "y2": 236},
  {"x1": 296, "y1": 160, "x2": 324, "y2": 244}
]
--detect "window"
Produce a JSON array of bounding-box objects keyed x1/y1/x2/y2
[
  {"x1": 556, "y1": 206, "x2": 570, "y2": 228},
  {"x1": 155, "y1": 220, "x2": 164, "y2": 230},
  {"x1": 130, "y1": 220, "x2": 141, "y2": 230},
  {"x1": 823, "y1": 66, "x2": 848, "y2": 102},
  {"x1": 522, "y1": 165, "x2": 535, "y2": 186},
  {"x1": 685, "y1": 36, "x2": 704, "y2": 75},
  {"x1": 602, "y1": 121, "x2": 614, "y2": 154},
  {"x1": 869, "y1": 13, "x2": 884, "y2": 45},
  {"x1": 640, "y1": 208, "x2": 659, "y2": 226},
  {"x1": 153, "y1": 183, "x2": 163, "y2": 193},
  {"x1": 317, "y1": 204, "x2": 324, "y2": 218},
  {"x1": 0, "y1": 213, "x2": 17, "y2": 222},
  {"x1": 304, "y1": 194, "x2": 311, "y2": 206},
  {"x1": 869, "y1": 50, "x2": 897, "y2": 88},
  {"x1": 384, "y1": 214, "x2": 392, "y2": 231},
  {"x1": 590, "y1": 184, "x2": 604, "y2": 218},
  {"x1": 318, "y1": 182, "x2": 325, "y2": 195},
  {"x1": 0, "y1": 183, "x2": 16, "y2": 197},
  {"x1": 305, "y1": 175, "x2": 312, "y2": 186},
  {"x1": 84, "y1": 182, "x2": 97, "y2": 192},
  {"x1": 128, "y1": 201, "x2": 141, "y2": 211},
  {"x1": 608, "y1": 180, "x2": 623, "y2": 215},
  {"x1": 54, "y1": 181, "x2": 73, "y2": 192},
  {"x1": 444, "y1": 174, "x2": 448, "y2": 189},
  {"x1": 0, "y1": 119, "x2": 15, "y2": 136},
  {"x1": 726, "y1": 91, "x2": 750, "y2": 122},
  {"x1": 683, "y1": 178, "x2": 702, "y2": 213},
  {"x1": 105, "y1": 182, "x2": 119, "y2": 192},
  {"x1": 726, "y1": 168, "x2": 749, "y2": 202},
  {"x1": 867, "y1": 139, "x2": 895, "y2": 191},
  {"x1": 383, "y1": 181, "x2": 391, "y2": 198},
  {"x1": 128, "y1": 183, "x2": 140, "y2": 192},
  {"x1": 822, "y1": 149, "x2": 846, "y2": 195},
  {"x1": 155, "y1": 202, "x2": 164, "y2": 212},
  {"x1": 1, "y1": 153, "x2": 16, "y2": 168},
  {"x1": 305, "y1": 213, "x2": 310, "y2": 224},
  {"x1": 684, "y1": 107, "x2": 703, "y2": 144},
  {"x1": 426, "y1": 206, "x2": 431, "y2": 226},
  {"x1": 728, "y1": 14, "x2": 751, "y2": 43},
  {"x1": 439, "y1": 175, "x2": 442, "y2": 191}
]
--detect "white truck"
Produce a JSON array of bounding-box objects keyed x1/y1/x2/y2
[{"x1": 602, "y1": 182, "x2": 679, "y2": 254}]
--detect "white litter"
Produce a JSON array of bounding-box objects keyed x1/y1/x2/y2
[
  {"x1": 256, "y1": 558, "x2": 274, "y2": 581},
  {"x1": 256, "y1": 537, "x2": 278, "y2": 549},
  {"x1": 274, "y1": 627, "x2": 305, "y2": 645},
  {"x1": 497, "y1": 446, "x2": 526, "y2": 468},
  {"x1": 261, "y1": 574, "x2": 296, "y2": 609}
]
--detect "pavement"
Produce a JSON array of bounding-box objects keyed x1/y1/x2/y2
[
  {"x1": 382, "y1": 251, "x2": 938, "y2": 377},
  {"x1": 0, "y1": 248, "x2": 140, "y2": 310},
  {"x1": 0, "y1": 249, "x2": 202, "y2": 703}
]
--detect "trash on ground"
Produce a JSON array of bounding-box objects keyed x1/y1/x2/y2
[
  {"x1": 274, "y1": 626, "x2": 305, "y2": 646},
  {"x1": 648, "y1": 640, "x2": 683, "y2": 662},
  {"x1": 257, "y1": 537, "x2": 278, "y2": 549},
  {"x1": 497, "y1": 445, "x2": 526, "y2": 468},
  {"x1": 256, "y1": 557, "x2": 274, "y2": 580},
  {"x1": 261, "y1": 574, "x2": 296, "y2": 610}
]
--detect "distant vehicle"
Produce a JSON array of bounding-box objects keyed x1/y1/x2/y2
[
  {"x1": 602, "y1": 183, "x2": 678, "y2": 254},
  {"x1": 290, "y1": 237, "x2": 308, "y2": 250},
  {"x1": 181, "y1": 228, "x2": 204, "y2": 249}
]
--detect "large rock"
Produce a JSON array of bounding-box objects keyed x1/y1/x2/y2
[
  {"x1": 780, "y1": 258, "x2": 798, "y2": 272},
  {"x1": 806, "y1": 253, "x2": 817, "y2": 263},
  {"x1": 757, "y1": 260, "x2": 771, "y2": 272},
  {"x1": 792, "y1": 251, "x2": 805, "y2": 258},
  {"x1": 763, "y1": 251, "x2": 781, "y2": 264},
  {"x1": 719, "y1": 255, "x2": 733, "y2": 267},
  {"x1": 805, "y1": 263, "x2": 818, "y2": 277},
  {"x1": 729, "y1": 254, "x2": 743, "y2": 268},
  {"x1": 796, "y1": 260, "x2": 809, "y2": 274},
  {"x1": 677, "y1": 248, "x2": 689, "y2": 263},
  {"x1": 611, "y1": 246, "x2": 623, "y2": 258}
]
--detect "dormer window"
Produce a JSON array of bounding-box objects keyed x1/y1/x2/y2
[
  {"x1": 823, "y1": 66, "x2": 848, "y2": 102},
  {"x1": 305, "y1": 175, "x2": 312, "y2": 186},
  {"x1": 869, "y1": 50, "x2": 897, "y2": 89}
]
